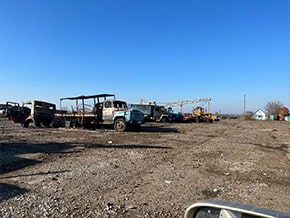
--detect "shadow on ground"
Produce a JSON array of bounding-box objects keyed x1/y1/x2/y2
[
  {"x1": 141, "y1": 126, "x2": 178, "y2": 133},
  {"x1": 86, "y1": 144, "x2": 171, "y2": 149},
  {"x1": 0, "y1": 142, "x2": 78, "y2": 203},
  {"x1": 0, "y1": 141, "x2": 171, "y2": 175},
  {"x1": 0, "y1": 170, "x2": 71, "y2": 179},
  {"x1": 0, "y1": 182, "x2": 29, "y2": 203},
  {"x1": 0, "y1": 142, "x2": 76, "y2": 174}
]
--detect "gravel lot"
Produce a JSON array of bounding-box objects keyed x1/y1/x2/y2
[{"x1": 0, "y1": 118, "x2": 290, "y2": 217}]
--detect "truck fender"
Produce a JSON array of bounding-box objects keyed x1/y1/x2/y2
[
  {"x1": 160, "y1": 115, "x2": 169, "y2": 123},
  {"x1": 23, "y1": 116, "x2": 40, "y2": 128}
]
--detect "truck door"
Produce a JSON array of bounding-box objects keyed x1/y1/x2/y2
[
  {"x1": 154, "y1": 106, "x2": 161, "y2": 121},
  {"x1": 102, "y1": 101, "x2": 114, "y2": 122}
]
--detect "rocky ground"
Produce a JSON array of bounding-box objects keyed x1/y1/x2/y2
[{"x1": 0, "y1": 118, "x2": 290, "y2": 217}]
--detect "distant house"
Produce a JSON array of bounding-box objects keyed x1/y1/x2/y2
[{"x1": 252, "y1": 109, "x2": 266, "y2": 120}]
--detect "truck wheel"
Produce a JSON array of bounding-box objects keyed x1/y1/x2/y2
[
  {"x1": 41, "y1": 119, "x2": 51, "y2": 128},
  {"x1": 160, "y1": 117, "x2": 169, "y2": 123},
  {"x1": 114, "y1": 118, "x2": 127, "y2": 132},
  {"x1": 24, "y1": 119, "x2": 37, "y2": 128},
  {"x1": 23, "y1": 120, "x2": 30, "y2": 128},
  {"x1": 70, "y1": 121, "x2": 79, "y2": 128},
  {"x1": 207, "y1": 118, "x2": 213, "y2": 123}
]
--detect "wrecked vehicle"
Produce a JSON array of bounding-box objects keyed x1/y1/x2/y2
[
  {"x1": 0, "y1": 104, "x2": 9, "y2": 116},
  {"x1": 129, "y1": 103, "x2": 172, "y2": 122},
  {"x1": 4, "y1": 100, "x2": 56, "y2": 128},
  {"x1": 54, "y1": 94, "x2": 144, "y2": 132}
]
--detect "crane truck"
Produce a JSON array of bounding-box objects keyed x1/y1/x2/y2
[{"x1": 161, "y1": 97, "x2": 212, "y2": 122}]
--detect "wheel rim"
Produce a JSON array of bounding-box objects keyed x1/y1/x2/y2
[
  {"x1": 115, "y1": 119, "x2": 126, "y2": 131},
  {"x1": 117, "y1": 121, "x2": 124, "y2": 130}
]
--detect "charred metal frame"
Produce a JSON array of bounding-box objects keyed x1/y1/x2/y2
[{"x1": 58, "y1": 94, "x2": 116, "y2": 126}]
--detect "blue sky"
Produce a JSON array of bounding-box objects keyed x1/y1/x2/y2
[{"x1": 0, "y1": 0, "x2": 289, "y2": 114}]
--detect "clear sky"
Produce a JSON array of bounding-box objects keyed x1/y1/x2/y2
[{"x1": 0, "y1": 0, "x2": 289, "y2": 114}]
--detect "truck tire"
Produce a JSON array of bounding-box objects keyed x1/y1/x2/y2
[
  {"x1": 70, "y1": 120, "x2": 80, "y2": 128},
  {"x1": 23, "y1": 119, "x2": 30, "y2": 128},
  {"x1": 160, "y1": 117, "x2": 169, "y2": 123},
  {"x1": 207, "y1": 118, "x2": 213, "y2": 123},
  {"x1": 41, "y1": 118, "x2": 52, "y2": 128},
  {"x1": 114, "y1": 118, "x2": 127, "y2": 132},
  {"x1": 24, "y1": 119, "x2": 38, "y2": 128}
]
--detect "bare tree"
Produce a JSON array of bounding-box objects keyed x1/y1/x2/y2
[{"x1": 265, "y1": 101, "x2": 283, "y2": 114}]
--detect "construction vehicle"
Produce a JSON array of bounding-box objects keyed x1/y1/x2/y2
[
  {"x1": 182, "y1": 106, "x2": 214, "y2": 123},
  {"x1": 165, "y1": 107, "x2": 184, "y2": 122},
  {"x1": 54, "y1": 94, "x2": 144, "y2": 131},
  {"x1": 192, "y1": 106, "x2": 213, "y2": 122},
  {"x1": 137, "y1": 97, "x2": 212, "y2": 123},
  {"x1": 160, "y1": 97, "x2": 212, "y2": 122},
  {"x1": 4, "y1": 100, "x2": 57, "y2": 127},
  {"x1": 162, "y1": 97, "x2": 211, "y2": 114},
  {"x1": 129, "y1": 102, "x2": 172, "y2": 122},
  {"x1": 211, "y1": 113, "x2": 221, "y2": 121}
]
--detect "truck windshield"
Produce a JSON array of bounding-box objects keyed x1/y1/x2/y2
[
  {"x1": 158, "y1": 106, "x2": 166, "y2": 112},
  {"x1": 113, "y1": 101, "x2": 127, "y2": 108}
]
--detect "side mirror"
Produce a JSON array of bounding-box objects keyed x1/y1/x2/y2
[{"x1": 184, "y1": 199, "x2": 290, "y2": 218}]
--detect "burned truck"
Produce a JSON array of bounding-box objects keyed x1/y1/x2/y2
[
  {"x1": 54, "y1": 94, "x2": 144, "y2": 131},
  {"x1": 129, "y1": 103, "x2": 172, "y2": 122},
  {"x1": 4, "y1": 100, "x2": 56, "y2": 128}
]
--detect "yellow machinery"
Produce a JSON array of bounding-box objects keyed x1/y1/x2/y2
[
  {"x1": 192, "y1": 106, "x2": 213, "y2": 123},
  {"x1": 140, "y1": 97, "x2": 214, "y2": 123}
]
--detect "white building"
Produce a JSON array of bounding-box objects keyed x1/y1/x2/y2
[{"x1": 252, "y1": 109, "x2": 266, "y2": 120}]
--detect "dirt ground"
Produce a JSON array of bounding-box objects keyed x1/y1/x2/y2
[{"x1": 0, "y1": 117, "x2": 289, "y2": 217}]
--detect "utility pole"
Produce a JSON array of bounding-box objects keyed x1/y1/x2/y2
[
  {"x1": 208, "y1": 101, "x2": 210, "y2": 113},
  {"x1": 244, "y1": 94, "x2": 246, "y2": 115}
]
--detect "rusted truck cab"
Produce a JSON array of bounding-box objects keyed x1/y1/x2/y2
[{"x1": 4, "y1": 100, "x2": 56, "y2": 128}]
